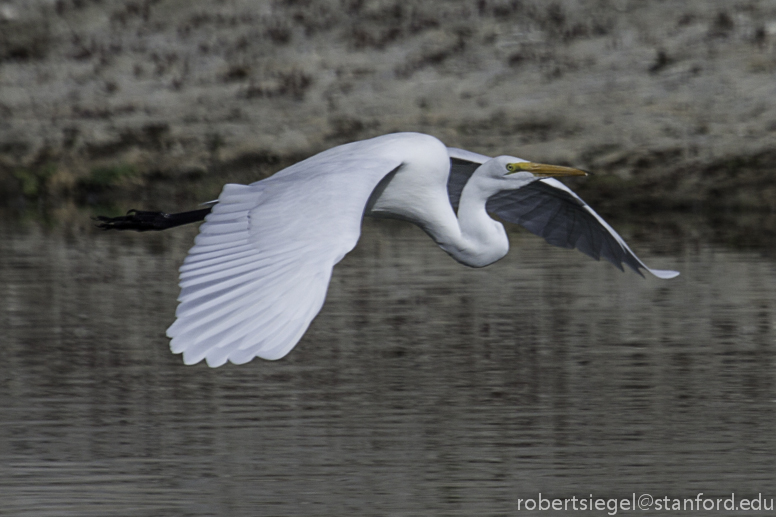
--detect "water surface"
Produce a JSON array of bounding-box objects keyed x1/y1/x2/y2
[{"x1": 0, "y1": 214, "x2": 774, "y2": 516}]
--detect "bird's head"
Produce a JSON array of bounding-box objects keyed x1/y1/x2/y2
[{"x1": 482, "y1": 156, "x2": 588, "y2": 189}]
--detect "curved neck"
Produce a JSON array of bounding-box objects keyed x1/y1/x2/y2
[{"x1": 435, "y1": 174, "x2": 509, "y2": 268}]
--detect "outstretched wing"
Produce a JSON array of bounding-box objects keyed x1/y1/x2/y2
[
  {"x1": 487, "y1": 179, "x2": 678, "y2": 278},
  {"x1": 446, "y1": 148, "x2": 678, "y2": 279},
  {"x1": 167, "y1": 147, "x2": 403, "y2": 367}
]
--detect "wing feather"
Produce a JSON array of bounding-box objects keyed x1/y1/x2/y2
[
  {"x1": 186, "y1": 241, "x2": 253, "y2": 257},
  {"x1": 176, "y1": 262, "x2": 302, "y2": 332},
  {"x1": 200, "y1": 220, "x2": 249, "y2": 234},
  {"x1": 175, "y1": 264, "x2": 299, "y2": 319},
  {"x1": 487, "y1": 178, "x2": 678, "y2": 278},
  {"x1": 167, "y1": 144, "x2": 403, "y2": 366},
  {"x1": 179, "y1": 251, "x2": 263, "y2": 275}
]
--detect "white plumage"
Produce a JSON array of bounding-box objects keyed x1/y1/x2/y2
[{"x1": 157, "y1": 132, "x2": 678, "y2": 367}]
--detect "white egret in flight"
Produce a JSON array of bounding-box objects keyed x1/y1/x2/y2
[{"x1": 98, "y1": 132, "x2": 678, "y2": 367}]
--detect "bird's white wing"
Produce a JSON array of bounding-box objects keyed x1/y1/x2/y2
[
  {"x1": 447, "y1": 147, "x2": 491, "y2": 164},
  {"x1": 446, "y1": 149, "x2": 677, "y2": 279},
  {"x1": 167, "y1": 150, "x2": 403, "y2": 366}
]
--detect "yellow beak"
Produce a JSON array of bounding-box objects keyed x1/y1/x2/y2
[{"x1": 506, "y1": 162, "x2": 589, "y2": 177}]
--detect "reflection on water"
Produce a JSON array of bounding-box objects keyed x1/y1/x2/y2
[{"x1": 0, "y1": 214, "x2": 774, "y2": 516}]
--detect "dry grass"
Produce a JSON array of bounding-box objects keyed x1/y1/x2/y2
[{"x1": 1, "y1": 0, "x2": 776, "y2": 211}]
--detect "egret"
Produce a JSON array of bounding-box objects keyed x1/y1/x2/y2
[{"x1": 98, "y1": 132, "x2": 678, "y2": 367}]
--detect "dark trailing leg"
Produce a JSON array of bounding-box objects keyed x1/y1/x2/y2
[{"x1": 95, "y1": 207, "x2": 213, "y2": 231}]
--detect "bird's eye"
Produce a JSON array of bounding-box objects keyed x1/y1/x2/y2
[{"x1": 506, "y1": 163, "x2": 518, "y2": 173}]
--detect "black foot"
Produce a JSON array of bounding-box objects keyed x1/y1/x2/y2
[
  {"x1": 95, "y1": 209, "x2": 173, "y2": 231},
  {"x1": 95, "y1": 207, "x2": 212, "y2": 231}
]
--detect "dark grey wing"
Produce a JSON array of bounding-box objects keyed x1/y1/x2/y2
[
  {"x1": 447, "y1": 158, "x2": 480, "y2": 212},
  {"x1": 487, "y1": 178, "x2": 678, "y2": 279},
  {"x1": 446, "y1": 147, "x2": 490, "y2": 211}
]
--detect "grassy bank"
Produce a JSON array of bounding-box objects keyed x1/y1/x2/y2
[{"x1": 2, "y1": 0, "x2": 776, "y2": 212}]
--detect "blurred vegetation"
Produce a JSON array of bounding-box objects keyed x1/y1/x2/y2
[
  {"x1": 12, "y1": 163, "x2": 57, "y2": 198},
  {"x1": 78, "y1": 163, "x2": 139, "y2": 191}
]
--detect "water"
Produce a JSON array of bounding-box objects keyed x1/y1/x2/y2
[{"x1": 0, "y1": 213, "x2": 774, "y2": 516}]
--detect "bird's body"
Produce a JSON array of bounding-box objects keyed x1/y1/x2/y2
[
  {"x1": 365, "y1": 133, "x2": 508, "y2": 267},
  {"x1": 99, "y1": 132, "x2": 678, "y2": 367}
]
